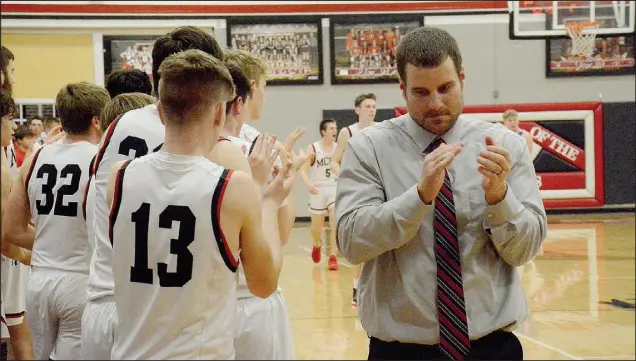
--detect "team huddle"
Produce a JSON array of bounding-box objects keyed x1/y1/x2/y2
[{"x1": 0, "y1": 25, "x2": 372, "y2": 360}]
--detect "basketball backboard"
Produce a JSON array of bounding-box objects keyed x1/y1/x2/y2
[{"x1": 509, "y1": 1, "x2": 635, "y2": 39}]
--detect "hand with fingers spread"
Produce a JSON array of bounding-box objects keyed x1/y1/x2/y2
[
  {"x1": 44, "y1": 125, "x2": 66, "y2": 145},
  {"x1": 248, "y1": 133, "x2": 280, "y2": 187},
  {"x1": 288, "y1": 148, "x2": 312, "y2": 173},
  {"x1": 282, "y1": 127, "x2": 307, "y2": 154},
  {"x1": 263, "y1": 158, "x2": 295, "y2": 206},
  {"x1": 477, "y1": 136, "x2": 511, "y2": 205},
  {"x1": 417, "y1": 142, "x2": 463, "y2": 204}
]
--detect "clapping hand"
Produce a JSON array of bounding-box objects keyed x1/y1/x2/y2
[{"x1": 477, "y1": 136, "x2": 510, "y2": 205}]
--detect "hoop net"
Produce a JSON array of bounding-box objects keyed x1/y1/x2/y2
[{"x1": 565, "y1": 21, "x2": 600, "y2": 57}]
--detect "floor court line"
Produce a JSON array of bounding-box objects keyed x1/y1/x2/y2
[
  {"x1": 578, "y1": 356, "x2": 636, "y2": 360},
  {"x1": 513, "y1": 332, "x2": 582, "y2": 360},
  {"x1": 296, "y1": 245, "x2": 354, "y2": 268}
]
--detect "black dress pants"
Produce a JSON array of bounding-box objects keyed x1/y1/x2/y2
[{"x1": 368, "y1": 330, "x2": 523, "y2": 360}]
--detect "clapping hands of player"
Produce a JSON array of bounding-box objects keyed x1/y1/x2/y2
[
  {"x1": 248, "y1": 133, "x2": 280, "y2": 188},
  {"x1": 279, "y1": 126, "x2": 306, "y2": 162},
  {"x1": 477, "y1": 136, "x2": 510, "y2": 205},
  {"x1": 44, "y1": 125, "x2": 66, "y2": 145}
]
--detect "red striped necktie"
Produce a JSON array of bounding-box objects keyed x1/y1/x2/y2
[{"x1": 427, "y1": 137, "x2": 470, "y2": 360}]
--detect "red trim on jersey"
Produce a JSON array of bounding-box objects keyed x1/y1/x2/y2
[
  {"x1": 93, "y1": 114, "x2": 123, "y2": 176},
  {"x1": 218, "y1": 136, "x2": 230, "y2": 142},
  {"x1": 310, "y1": 143, "x2": 316, "y2": 167},
  {"x1": 5, "y1": 311, "x2": 25, "y2": 319},
  {"x1": 211, "y1": 169, "x2": 239, "y2": 272},
  {"x1": 24, "y1": 147, "x2": 44, "y2": 194},
  {"x1": 82, "y1": 176, "x2": 92, "y2": 220},
  {"x1": 108, "y1": 160, "x2": 132, "y2": 246}
]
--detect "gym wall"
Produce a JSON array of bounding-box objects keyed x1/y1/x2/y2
[
  {"x1": 1, "y1": 3, "x2": 633, "y2": 216},
  {"x1": 1, "y1": 34, "x2": 95, "y2": 99}
]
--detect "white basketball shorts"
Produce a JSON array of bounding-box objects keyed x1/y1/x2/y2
[
  {"x1": 81, "y1": 297, "x2": 116, "y2": 360},
  {"x1": 234, "y1": 291, "x2": 295, "y2": 360},
  {"x1": 308, "y1": 185, "x2": 336, "y2": 215},
  {"x1": 26, "y1": 268, "x2": 88, "y2": 360}
]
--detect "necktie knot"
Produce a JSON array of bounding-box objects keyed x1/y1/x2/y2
[{"x1": 425, "y1": 137, "x2": 445, "y2": 153}]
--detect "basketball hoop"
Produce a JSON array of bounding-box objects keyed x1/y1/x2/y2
[{"x1": 565, "y1": 21, "x2": 600, "y2": 57}]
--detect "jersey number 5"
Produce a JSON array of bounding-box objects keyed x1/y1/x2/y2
[
  {"x1": 130, "y1": 203, "x2": 195, "y2": 287},
  {"x1": 36, "y1": 164, "x2": 82, "y2": 217}
]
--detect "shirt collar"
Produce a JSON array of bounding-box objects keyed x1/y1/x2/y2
[{"x1": 401, "y1": 113, "x2": 465, "y2": 151}]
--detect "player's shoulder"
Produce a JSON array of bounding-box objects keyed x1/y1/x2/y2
[
  {"x1": 1, "y1": 165, "x2": 13, "y2": 195},
  {"x1": 347, "y1": 115, "x2": 403, "y2": 148},
  {"x1": 218, "y1": 169, "x2": 253, "y2": 208},
  {"x1": 113, "y1": 104, "x2": 158, "y2": 130},
  {"x1": 461, "y1": 115, "x2": 527, "y2": 158}
]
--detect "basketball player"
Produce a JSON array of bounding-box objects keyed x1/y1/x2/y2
[
  {"x1": 2, "y1": 82, "x2": 109, "y2": 360},
  {"x1": 502, "y1": 109, "x2": 543, "y2": 264},
  {"x1": 1, "y1": 46, "x2": 36, "y2": 361},
  {"x1": 331, "y1": 93, "x2": 377, "y2": 306},
  {"x1": 81, "y1": 92, "x2": 155, "y2": 293},
  {"x1": 213, "y1": 50, "x2": 309, "y2": 360},
  {"x1": 1, "y1": 91, "x2": 35, "y2": 361},
  {"x1": 109, "y1": 49, "x2": 294, "y2": 360},
  {"x1": 210, "y1": 50, "x2": 306, "y2": 360},
  {"x1": 81, "y1": 26, "x2": 226, "y2": 360},
  {"x1": 503, "y1": 109, "x2": 533, "y2": 152},
  {"x1": 300, "y1": 118, "x2": 339, "y2": 270}
]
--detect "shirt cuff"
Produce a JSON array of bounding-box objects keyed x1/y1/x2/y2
[
  {"x1": 398, "y1": 185, "x2": 433, "y2": 220},
  {"x1": 484, "y1": 184, "x2": 524, "y2": 228}
]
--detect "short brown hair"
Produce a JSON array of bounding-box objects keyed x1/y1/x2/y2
[
  {"x1": 223, "y1": 49, "x2": 268, "y2": 84},
  {"x1": 55, "y1": 82, "x2": 110, "y2": 135},
  {"x1": 158, "y1": 49, "x2": 235, "y2": 126},
  {"x1": 152, "y1": 26, "x2": 224, "y2": 95},
  {"x1": 13, "y1": 125, "x2": 35, "y2": 141},
  {"x1": 354, "y1": 93, "x2": 376, "y2": 108},
  {"x1": 1, "y1": 46, "x2": 15, "y2": 95},
  {"x1": 1, "y1": 91, "x2": 16, "y2": 119},
  {"x1": 100, "y1": 92, "x2": 155, "y2": 131},
  {"x1": 396, "y1": 27, "x2": 462, "y2": 84}
]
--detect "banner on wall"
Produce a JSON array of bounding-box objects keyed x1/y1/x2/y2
[{"x1": 394, "y1": 102, "x2": 604, "y2": 209}]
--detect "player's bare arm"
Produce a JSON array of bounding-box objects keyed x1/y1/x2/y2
[
  {"x1": 331, "y1": 127, "x2": 350, "y2": 177},
  {"x1": 2, "y1": 153, "x2": 36, "y2": 251},
  {"x1": 0, "y1": 166, "x2": 31, "y2": 265},
  {"x1": 208, "y1": 141, "x2": 253, "y2": 176},
  {"x1": 524, "y1": 131, "x2": 534, "y2": 152},
  {"x1": 299, "y1": 144, "x2": 319, "y2": 194},
  {"x1": 223, "y1": 169, "x2": 282, "y2": 298}
]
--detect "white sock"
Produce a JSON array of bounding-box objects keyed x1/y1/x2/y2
[{"x1": 353, "y1": 278, "x2": 359, "y2": 289}]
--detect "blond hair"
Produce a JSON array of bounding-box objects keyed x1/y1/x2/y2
[
  {"x1": 503, "y1": 109, "x2": 518, "y2": 120},
  {"x1": 100, "y1": 92, "x2": 155, "y2": 131},
  {"x1": 56, "y1": 82, "x2": 110, "y2": 135},
  {"x1": 223, "y1": 49, "x2": 268, "y2": 84},
  {"x1": 158, "y1": 49, "x2": 235, "y2": 125}
]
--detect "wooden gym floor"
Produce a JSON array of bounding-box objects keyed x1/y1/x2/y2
[{"x1": 280, "y1": 212, "x2": 636, "y2": 360}]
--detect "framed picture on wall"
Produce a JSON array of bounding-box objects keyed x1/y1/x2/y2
[
  {"x1": 226, "y1": 16, "x2": 324, "y2": 86},
  {"x1": 329, "y1": 14, "x2": 423, "y2": 85},
  {"x1": 103, "y1": 35, "x2": 161, "y2": 82},
  {"x1": 546, "y1": 34, "x2": 635, "y2": 77}
]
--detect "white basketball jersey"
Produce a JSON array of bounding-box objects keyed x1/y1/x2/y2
[
  {"x1": 89, "y1": 104, "x2": 164, "y2": 301},
  {"x1": 309, "y1": 141, "x2": 336, "y2": 187},
  {"x1": 26, "y1": 141, "x2": 97, "y2": 273},
  {"x1": 239, "y1": 123, "x2": 260, "y2": 143},
  {"x1": 110, "y1": 152, "x2": 238, "y2": 360},
  {"x1": 219, "y1": 135, "x2": 282, "y2": 299}
]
